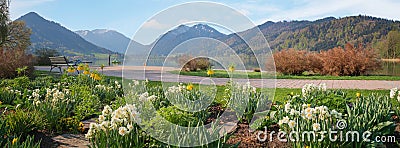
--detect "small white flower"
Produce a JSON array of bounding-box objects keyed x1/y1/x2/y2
[
  {"x1": 284, "y1": 103, "x2": 291, "y2": 113},
  {"x1": 306, "y1": 113, "x2": 313, "y2": 120},
  {"x1": 98, "y1": 115, "x2": 105, "y2": 123},
  {"x1": 127, "y1": 123, "x2": 134, "y2": 131},
  {"x1": 313, "y1": 123, "x2": 321, "y2": 131},
  {"x1": 102, "y1": 105, "x2": 112, "y2": 116},
  {"x1": 119, "y1": 127, "x2": 128, "y2": 136},
  {"x1": 288, "y1": 120, "x2": 296, "y2": 128},
  {"x1": 282, "y1": 116, "x2": 289, "y2": 124},
  {"x1": 396, "y1": 93, "x2": 400, "y2": 102},
  {"x1": 278, "y1": 120, "x2": 284, "y2": 126},
  {"x1": 390, "y1": 88, "x2": 398, "y2": 99},
  {"x1": 290, "y1": 109, "x2": 296, "y2": 115}
]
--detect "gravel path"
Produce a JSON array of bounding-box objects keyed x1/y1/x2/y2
[{"x1": 36, "y1": 66, "x2": 400, "y2": 90}]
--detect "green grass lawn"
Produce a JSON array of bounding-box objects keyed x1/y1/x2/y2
[
  {"x1": 171, "y1": 70, "x2": 400, "y2": 81},
  {"x1": 33, "y1": 70, "x2": 390, "y2": 105}
]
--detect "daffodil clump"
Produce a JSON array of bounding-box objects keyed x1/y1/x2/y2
[
  {"x1": 164, "y1": 83, "x2": 213, "y2": 119},
  {"x1": 390, "y1": 87, "x2": 400, "y2": 118},
  {"x1": 390, "y1": 87, "x2": 400, "y2": 102},
  {"x1": 276, "y1": 102, "x2": 344, "y2": 147},
  {"x1": 301, "y1": 83, "x2": 327, "y2": 97},
  {"x1": 274, "y1": 84, "x2": 345, "y2": 147},
  {"x1": 86, "y1": 104, "x2": 151, "y2": 147}
]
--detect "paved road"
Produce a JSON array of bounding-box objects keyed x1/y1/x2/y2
[{"x1": 36, "y1": 66, "x2": 400, "y2": 90}]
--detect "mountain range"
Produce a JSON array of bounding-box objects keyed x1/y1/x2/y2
[
  {"x1": 17, "y1": 12, "x2": 115, "y2": 56},
  {"x1": 15, "y1": 12, "x2": 400, "y2": 57},
  {"x1": 75, "y1": 29, "x2": 131, "y2": 54}
]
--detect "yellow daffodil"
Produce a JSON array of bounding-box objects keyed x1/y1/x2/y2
[
  {"x1": 186, "y1": 84, "x2": 194, "y2": 91},
  {"x1": 290, "y1": 92, "x2": 294, "y2": 96},
  {"x1": 78, "y1": 122, "x2": 85, "y2": 132},
  {"x1": 356, "y1": 92, "x2": 361, "y2": 98},
  {"x1": 207, "y1": 69, "x2": 214, "y2": 76},
  {"x1": 90, "y1": 73, "x2": 95, "y2": 78},
  {"x1": 77, "y1": 65, "x2": 84, "y2": 71},
  {"x1": 67, "y1": 67, "x2": 76, "y2": 73},
  {"x1": 12, "y1": 138, "x2": 17, "y2": 145},
  {"x1": 94, "y1": 74, "x2": 102, "y2": 81},
  {"x1": 228, "y1": 66, "x2": 235, "y2": 72},
  {"x1": 0, "y1": 101, "x2": 2, "y2": 105},
  {"x1": 83, "y1": 70, "x2": 90, "y2": 75}
]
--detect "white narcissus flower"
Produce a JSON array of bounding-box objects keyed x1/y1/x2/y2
[
  {"x1": 288, "y1": 120, "x2": 296, "y2": 128},
  {"x1": 304, "y1": 107, "x2": 313, "y2": 115},
  {"x1": 119, "y1": 127, "x2": 128, "y2": 136},
  {"x1": 313, "y1": 123, "x2": 321, "y2": 131},
  {"x1": 390, "y1": 88, "x2": 398, "y2": 99},
  {"x1": 306, "y1": 113, "x2": 313, "y2": 120},
  {"x1": 397, "y1": 93, "x2": 400, "y2": 102},
  {"x1": 98, "y1": 115, "x2": 105, "y2": 123},
  {"x1": 284, "y1": 103, "x2": 291, "y2": 113},
  {"x1": 278, "y1": 120, "x2": 284, "y2": 126},
  {"x1": 102, "y1": 105, "x2": 112, "y2": 116},
  {"x1": 127, "y1": 123, "x2": 134, "y2": 131},
  {"x1": 290, "y1": 109, "x2": 296, "y2": 115},
  {"x1": 302, "y1": 104, "x2": 308, "y2": 109},
  {"x1": 282, "y1": 116, "x2": 290, "y2": 124}
]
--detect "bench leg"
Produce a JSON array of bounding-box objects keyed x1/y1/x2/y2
[{"x1": 59, "y1": 67, "x2": 62, "y2": 73}]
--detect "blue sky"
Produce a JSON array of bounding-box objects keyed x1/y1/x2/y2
[{"x1": 10, "y1": 0, "x2": 400, "y2": 40}]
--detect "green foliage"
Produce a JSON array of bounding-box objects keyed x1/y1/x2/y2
[
  {"x1": 342, "y1": 94, "x2": 396, "y2": 147},
  {"x1": 33, "y1": 48, "x2": 60, "y2": 66},
  {"x1": 6, "y1": 109, "x2": 46, "y2": 137},
  {"x1": 377, "y1": 30, "x2": 400, "y2": 59},
  {"x1": 4, "y1": 135, "x2": 41, "y2": 148},
  {"x1": 158, "y1": 106, "x2": 204, "y2": 127}
]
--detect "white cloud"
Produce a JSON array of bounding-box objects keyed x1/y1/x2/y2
[{"x1": 228, "y1": 0, "x2": 400, "y2": 25}]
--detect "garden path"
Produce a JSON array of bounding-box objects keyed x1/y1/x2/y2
[{"x1": 35, "y1": 66, "x2": 400, "y2": 90}]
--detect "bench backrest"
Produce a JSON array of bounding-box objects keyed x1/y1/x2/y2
[{"x1": 49, "y1": 56, "x2": 70, "y2": 65}]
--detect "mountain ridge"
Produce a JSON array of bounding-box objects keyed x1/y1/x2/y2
[{"x1": 16, "y1": 12, "x2": 115, "y2": 56}]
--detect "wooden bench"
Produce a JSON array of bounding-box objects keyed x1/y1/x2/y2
[{"x1": 49, "y1": 56, "x2": 78, "y2": 73}]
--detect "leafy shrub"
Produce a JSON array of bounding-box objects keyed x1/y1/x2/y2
[
  {"x1": 33, "y1": 48, "x2": 59, "y2": 66},
  {"x1": 6, "y1": 109, "x2": 45, "y2": 137},
  {"x1": 158, "y1": 106, "x2": 202, "y2": 127},
  {"x1": 3, "y1": 135, "x2": 41, "y2": 148},
  {"x1": 273, "y1": 49, "x2": 321, "y2": 75},
  {"x1": 0, "y1": 48, "x2": 35, "y2": 78},
  {"x1": 178, "y1": 55, "x2": 210, "y2": 71},
  {"x1": 342, "y1": 94, "x2": 395, "y2": 147},
  {"x1": 319, "y1": 43, "x2": 382, "y2": 76},
  {"x1": 272, "y1": 43, "x2": 381, "y2": 76}
]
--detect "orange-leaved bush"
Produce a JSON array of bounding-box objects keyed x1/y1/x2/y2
[
  {"x1": 319, "y1": 43, "x2": 381, "y2": 76},
  {"x1": 273, "y1": 48, "x2": 322, "y2": 75},
  {"x1": 271, "y1": 43, "x2": 381, "y2": 76}
]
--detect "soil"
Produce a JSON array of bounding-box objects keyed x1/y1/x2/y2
[{"x1": 226, "y1": 123, "x2": 289, "y2": 148}]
